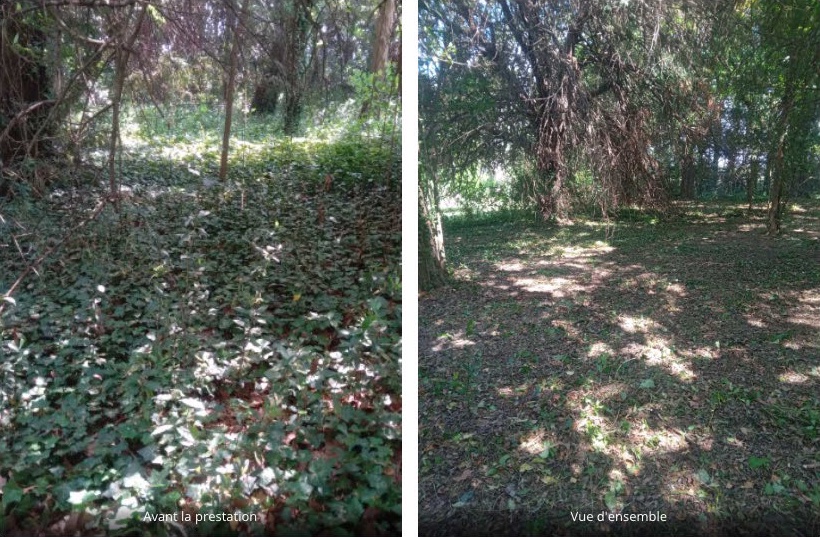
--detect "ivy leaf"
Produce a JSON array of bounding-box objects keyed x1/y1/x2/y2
[
  {"x1": 748, "y1": 456, "x2": 769, "y2": 470},
  {"x1": 639, "y1": 378, "x2": 655, "y2": 389},
  {"x1": 179, "y1": 397, "x2": 206, "y2": 410}
]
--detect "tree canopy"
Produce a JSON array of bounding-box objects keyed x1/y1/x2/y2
[{"x1": 419, "y1": 0, "x2": 820, "y2": 282}]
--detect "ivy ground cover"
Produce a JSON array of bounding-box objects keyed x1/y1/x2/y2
[{"x1": 0, "y1": 113, "x2": 401, "y2": 536}]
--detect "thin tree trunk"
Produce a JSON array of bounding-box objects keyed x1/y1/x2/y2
[
  {"x1": 107, "y1": 5, "x2": 147, "y2": 199},
  {"x1": 767, "y1": 83, "x2": 794, "y2": 235},
  {"x1": 678, "y1": 139, "x2": 697, "y2": 199},
  {"x1": 220, "y1": 0, "x2": 251, "y2": 181},
  {"x1": 418, "y1": 181, "x2": 447, "y2": 291},
  {"x1": 747, "y1": 157, "x2": 758, "y2": 214},
  {"x1": 710, "y1": 119, "x2": 721, "y2": 189},
  {"x1": 768, "y1": 139, "x2": 786, "y2": 234},
  {"x1": 108, "y1": 48, "x2": 125, "y2": 197}
]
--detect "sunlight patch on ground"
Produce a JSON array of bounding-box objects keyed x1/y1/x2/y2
[
  {"x1": 615, "y1": 447, "x2": 642, "y2": 476},
  {"x1": 618, "y1": 314, "x2": 658, "y2": 334},
  {"x1": 789, "y1": 227, "x2": 820, "y2": 240},
  {"x1": 778, "y1": 370, "x2": 810, "y2": 384},
  {"x1": 645, "y1": 335, "x2": 671, "y2": 352},
  {"x1": 573, "y1": 414, "x2": 612, "y2": 451},
  {"x1": 633, "y1": 425, "x2": 688, "y2": 454},
  {"x1": 518, "y1": 429, "x2": 558, "y2": 455},
  {"x1": 496, "y1": 261, "x2": 526, "y2": 272},
  {"x1": 559, "y1": 244, "x2": 614, "y2": 259},
  {"x1": 664, "y1": 358, "x2": 697, "y2": 382},
  {"x1": 432, "y1": 334, "x2": 475, "y2": 352},
  {"x1": 453, "y1": 265, "x2": 481, "y2": 281},
  {"x1": 496, "y1": 383, "x2": 531, "y2": 398},
  {"x1": 619, "y1": 339, "x2": 696, "y2": 381},
  {"x1": 513, "y1": 276, "x2": 584, "y2": 297},
  {"x1": 233, "y1": 139, "x2": 269, "y2": 154},
  {"x1": 588, "y1": 341, "x2": 615, "y2": 358},
  {"x1": 158, "y1": 141, "x2": 215, "y2": 162},
  {"x1": 788, "y1": 289, "x2": 820, "y2": 329},
  {"x1": 737, "y1": 223, "x2": 760, "y2": 232},
  {"x1": 744, "y1": 315, "x2": 766, "y2": 328},
  {"x1": 589, "y1": 268, "x2": 614, "y2": 282},
  {"x1": 643, "y1": 343, "x2": 697, "y2": 381},
  {"x1": 665, "y1": 283, "x2": 687, "y2": 296},
  {"x1": 590, "y1": 382, "x2": 628, "y2": 401},
  {"x1": 619, "y1": 342, "x2": 645, "y2": 358}
]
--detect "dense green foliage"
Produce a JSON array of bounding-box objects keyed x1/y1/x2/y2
[
  {"x1": 419, "y1": 0, "x2": 820, "y2": 242},
  {"x1": 0, "y1": 109, "x2": 401, "y2": 536}
]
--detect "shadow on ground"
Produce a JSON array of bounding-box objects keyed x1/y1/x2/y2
[{"x1": 419, "y1": 201, "x2": 820, "y2": 537}]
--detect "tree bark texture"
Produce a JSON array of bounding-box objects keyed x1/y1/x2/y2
[
  {"x1": 360, "y1": 0, "x2": 397, "y2": 118},
  {"x1": 370, "y1": 0, "x2": 396, "y2": 75},
  {"x1": 418, "y1": 182, "x2": 446, "y2": 291}
]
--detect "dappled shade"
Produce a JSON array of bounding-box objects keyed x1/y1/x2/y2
[{"x1": 420, "y1": 202, "x2": 820, "y2": 536}]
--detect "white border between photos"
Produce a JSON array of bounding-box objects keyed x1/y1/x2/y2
[{"x1": 401, "y1": 2, "x2": 419, "y2": 536}]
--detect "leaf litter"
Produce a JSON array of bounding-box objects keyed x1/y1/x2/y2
[{"x1": 420, "y1": 201, "x2": 820, "y2": 536}]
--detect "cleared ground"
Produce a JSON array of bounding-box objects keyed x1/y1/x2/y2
[{"x1": 420, "y1": 201, "x2": 820, "y2": 537}]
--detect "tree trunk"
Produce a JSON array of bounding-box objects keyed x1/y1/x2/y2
[
  {"x1": 370, "y1": 0, "x2": 396, "y2": 74},
  {"x1": 767, "y1": 83, "x2": 794, "y2": 235},
  {"x1": 360, "y1": 0, "x2": 396, "y2": 118},
  {"x1": 747, "y1": 157, "x2": 759, "y2": 214},
  {"x1": 418, "y1": 182, "x2": 446, "y2": 291},
  {"x1": 107, "y1": 5, "x2": 148, "y2": 198},
  {"x1": 250, "y1": 77, "x2": 280, "y2": 114},
  {"x1": 768, "y1": 139, "x2": 786, "y2": 234},
  {"x1": 107, "y1": 48, "x2": 125, "y2": 197},
  {"x1": 0, "y1": 4, "x2": 52, "y2": 167},
  {"x1": 680, "y1": 144, "x2": 696, "y2": 199},
  {"x1": 725, "y1": 141, "x2": 737, "y2": 195},
  {"x1": 710, "y1": 119, "x2": 721, "y2": 191},
  {"x1": 282, "y1": 0, "x2": 312, "y2": 135},
  {"x1": 220, "y1": 0, "x2": 251, "y2": 181}
]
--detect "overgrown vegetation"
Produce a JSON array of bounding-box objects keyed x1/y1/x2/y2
[
  {"x1": 1, "y1": 85, "x2": 400, "y2": 537},
  {"x1": 418, "y1": 0, "x2": 820, "y2": 291},
  {"x1": 2, "y1": 1, "x2": 400, "y2": 534}
]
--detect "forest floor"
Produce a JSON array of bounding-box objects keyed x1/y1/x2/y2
[
  {"x1": 419, "y1": 200, "x2": 820, "y2": 537},
  {"x1": 0, "y1": 109, "x2": 401, "y2": 536}
]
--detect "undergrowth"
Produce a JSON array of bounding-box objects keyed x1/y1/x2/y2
[{"x1": 0, "y1": 108, "x2": 401, "y2": 536}]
